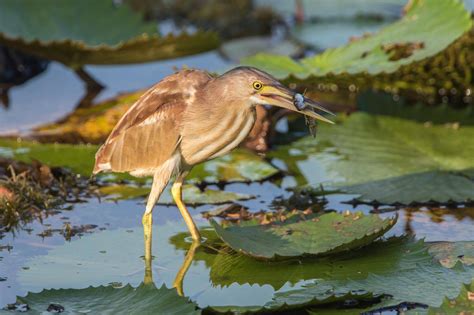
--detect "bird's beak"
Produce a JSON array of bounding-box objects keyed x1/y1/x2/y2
[{"x1": 257, "y1": 85, "x2": 335, "y2": 124}]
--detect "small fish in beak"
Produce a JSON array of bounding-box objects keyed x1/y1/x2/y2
[
  {"x1": 293, "y1": 92, "x2": 319, "y2": 138},
  {"x1": 293, "y1": 93, "x2": 306, "y2": 111}
]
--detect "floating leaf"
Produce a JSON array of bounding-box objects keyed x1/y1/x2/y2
[
  {"x1": 0, "y1": 140, "x2": 278, "y2": 184},
  {"x1": 244, "y1": 0, "x2": 472, "y2": 78},
  {"x1": 0, "y1": 0, "x2": 219, "y2": 67},
  {"x1": 273, "y1": 112, "x2": 474, "y2": 204},
  {"x1": 1, "y1": 284, "x2": 200, "y2": 315},
  {"x1": 428, "y1": 280, "x2": 474, "y2": 314},
  {"x1": 188, "y1": 149, "x2": 279, "y2": 184},
  {"x1": 428, "y1": 241, "x2": 474, "y2": 268},
  {"x1": 210, "y1": 212, "x2": 396, "y2": 259}
]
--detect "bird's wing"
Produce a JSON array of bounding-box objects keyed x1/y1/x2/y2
[{"x1": 93, "y1": 69, "x2": 212, "y2": 175}]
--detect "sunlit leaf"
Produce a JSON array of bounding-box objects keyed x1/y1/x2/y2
[
  {"x1": 0, "y1": 284, "x2": 200, "y2": 315},
  {"x1": 0, "y1": 0, "x2": 219, "y2": 67},
  {"x1": 272, "y1": 112, "x2": 474, "y2": 204},
  {"x1": 244, "y1": 0, "x2": 472, "y2": 78},
  {"x1": 32, "y1": 91, "x2": 143, "y2": 144},
  {"x1": 210, "y1": 212, "x2": 396, "y2": 259}
]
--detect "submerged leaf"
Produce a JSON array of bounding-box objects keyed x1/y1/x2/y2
[
  {"x1": 210, "y1": 211, "x2": 396, "y2": 259},
  {"x1": 0, "y1": 0, "x2": 219, "y2": 67},
  {"x1": 428, "y1": 241, "x2": 474, "y2": 268},
  {"x1": 188, "y1": 149, "x2": 280, "y2": 184},
  {"x1": 98, "y1": 184, "x2": 253, "y2": 205},
  {"x1": 1, "y1": 284, "x2": 200, "y2": 315},
  {"x1": 244, "y1": 0, "x2": 472, "y2": 78}
]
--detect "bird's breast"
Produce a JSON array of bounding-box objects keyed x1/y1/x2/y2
[{"x1": 180, "y1": 106, "x2": 256, "y2": 166}]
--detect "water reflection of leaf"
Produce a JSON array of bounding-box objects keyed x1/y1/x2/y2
[{"x1": 208, "y1": 237, "x2": 428, "y2": 290}]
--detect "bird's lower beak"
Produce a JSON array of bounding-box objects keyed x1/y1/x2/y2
[{"x1": 258, "y1": 85, "x2": 334, "y2": 124}]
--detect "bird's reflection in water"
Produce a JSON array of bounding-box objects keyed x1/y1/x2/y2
[{"x1": 142, "y1": 234, "x2": 199, "y2": 297}]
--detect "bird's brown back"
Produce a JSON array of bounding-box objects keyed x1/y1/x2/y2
[{"x1": 93, "y1": 69, "x2": 212, "y2": 175}]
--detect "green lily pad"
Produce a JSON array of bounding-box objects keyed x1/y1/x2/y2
[
  {"x1": 0, "y1": 0, "x2": 219, "y2": 67},
  {"x1": 244, "y1": 0, "x2": 472, "y2": 78},
  {"x1": 273, "y1": 112, "x2": 474, "y2": 204},
  {"x1": 98, "y1": 184, "x2": 253, "y2": 205},
  {"x1": 428, "y1": 241, "x2": 474, "y2": 268},
  {"x1": 0, "y1": 140, "x2": 278, "y2": 184},
  {"x1": 428, "y1": 280, "x2": 474, "y2": 314},
  {"x1": 0, "y1": 284, "x2": 200, "y2": 315},
  {"x1": 210, "y1": 211, "x2": 396, "y2": 259}
]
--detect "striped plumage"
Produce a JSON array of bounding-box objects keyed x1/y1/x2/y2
[{"x1": 93, "y1": 66, "x2": 333, "y2": 247}]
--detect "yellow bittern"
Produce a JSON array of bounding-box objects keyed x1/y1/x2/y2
[{"x1": 93, "y1": 67, "x2": 333, "y2": 257}]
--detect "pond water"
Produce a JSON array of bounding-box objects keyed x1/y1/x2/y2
[
  {"x1": 1, "y1": 7, "x2": 474, "y2": 313},
  {"x1": 2, "y1": 180, "x2": 473, "y2": 308}
]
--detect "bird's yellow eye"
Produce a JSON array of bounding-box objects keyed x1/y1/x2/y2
[{"x1": 253, "y1": 81, "x2": 263, "y2": 90}]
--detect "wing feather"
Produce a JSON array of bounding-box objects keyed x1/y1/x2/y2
[{"x1": 93, "y1": 69, "x2": 211, "y2": 175}]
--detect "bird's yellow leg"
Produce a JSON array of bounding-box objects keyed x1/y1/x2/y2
[
  {"x1": 171, "y1": 174, "x2": 201, "y2": 241},
  {"x1": 142, "y1": 212, "x2": 153, "y2": 278},
  {"x1": 141, "y1": 171, "x2": 169, "y2": 285},
  {"x1": 173, "y1": 240, "x2": 200, "y2": 296},
  {"x1": 142, "y1": 213, "x2": 153, "y2": 285}
]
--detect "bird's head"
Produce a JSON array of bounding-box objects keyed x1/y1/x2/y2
[{"x1": 217, "y1": 66, "x2": 334, "y2": 124}]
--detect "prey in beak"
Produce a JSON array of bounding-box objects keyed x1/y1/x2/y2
[{"x1": 256, "y1": 84, "x2": 335, "y2": 136}]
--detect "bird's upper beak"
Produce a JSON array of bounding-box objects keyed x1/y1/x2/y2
[{"x1": 257, "y1": 84, "x2": 335, "y2": 124}]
